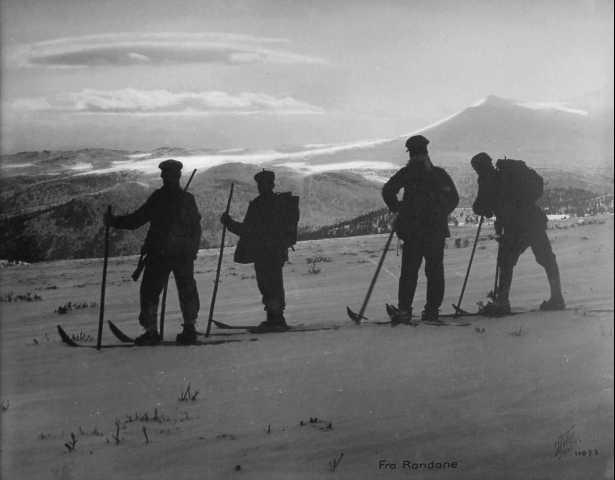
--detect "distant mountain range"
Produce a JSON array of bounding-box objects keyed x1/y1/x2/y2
[
  {"x1": 1, "y1": 94, "x2": 612, "y2": 261},
  {"x1": 271, "y1": 94, "x2": 612, "y2": 175}
]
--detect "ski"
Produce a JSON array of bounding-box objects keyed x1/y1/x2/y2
[
  {"x1": 385, "y1": 303, "x2": 521, "y2": 320},
  {"x1": 62, "y1": 338, "x2": 247, "y2": 348},
  {"x1": 108, "y1": 320, "x2": 134, "y2": 342},
  {"x1": 57, "y1": 325, "x2": 81, "y2": 347},
  {"x1": 57, "y1": 322, "x2": 250, "y2": 348},
  {"x1": 57, "y1": 325, "x2": 151, "y2": 349},
  {"x1": 443, "y1": 310, "x2": 483, "y2": 318},
  {"x1": 421, "y1": 319, "x2": 471, "y2": 327},
  {"x1": 108, "y1": 320, "x2": 255, "y2": 344},
  {"x1": 384, "y1": 304, "x2": 471, "y2": 326},
  {"x1": 437, "y1": 305, "x2": 610, "y2": 322},
  {"x1": 211, "y1": 320, "x2": 341, "y2": 334},
  {"x1": 383, "y1": 303, "x2": 610, "y2": 323},
  {"x1": 212, "y1": 320, "x2": 265, "y2": 330}
]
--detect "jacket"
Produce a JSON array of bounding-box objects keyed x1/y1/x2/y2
[
  {"x1": 382, "y1": 163, "x2": 459, "y2": 240},
  {"x1": 112, "y1": 186, "x2": 201, "y2": 259}
]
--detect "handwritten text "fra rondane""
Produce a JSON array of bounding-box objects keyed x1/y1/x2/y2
[{"x1": 378, "y1": 459, "x2": 459, "y2": 471}]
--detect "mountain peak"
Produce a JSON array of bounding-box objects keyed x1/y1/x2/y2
[{"x1": 479, "y1": 95, "x2": 514, "y2": 107}]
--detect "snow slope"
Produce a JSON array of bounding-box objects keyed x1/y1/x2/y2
[{"x1": 1, "y1": 216, "x2": 613, "y2": 479}]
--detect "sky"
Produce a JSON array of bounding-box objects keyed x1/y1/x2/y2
[{"x1": 1, "y1": 0, "x2": 613, "y2": 153}]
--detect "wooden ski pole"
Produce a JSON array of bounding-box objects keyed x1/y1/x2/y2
[
  {"x1": 452, "y1": 215, "x2": 484, "y2": 316},
  {"x1": 96, "y1": 206, "x2": 112, "y2": 350},
  {"x1": 493, "y1": 240, "x2": 502, "y2": 299},
  {"x1": 205, "y1": 183, "x2": 235, "y2": 337},
  {"x1": 159, "y1": 278, "x2": 168, "y2": 340},
  {"x1": 158, "y1": 168, "x2": 197, "y2": 340},
  {"x1": 347, "y1": 225, "x2": 396, "y2": 323}
]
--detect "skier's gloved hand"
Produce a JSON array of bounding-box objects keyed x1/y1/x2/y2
[
  {"x1": 388, "y1": 200, "x2": 400, "y2": 213},
  {"x1": 494, "y1": 220, "x2": 503, "y2": 242},
  {"x1": 104, "y1": 210, "x2": 116, "y2": 227},
  {"x1": 220, "y1": 212, "x2": 231, "y2": 227}
]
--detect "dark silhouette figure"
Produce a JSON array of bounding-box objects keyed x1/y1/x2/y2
[
  {"x1": 471, "y1": 152, "x2": 565, "y2": 315},
  {"x1": 221, "y1": 170, "x2": 291, "y2": 332},
  {"x1": 105, "y1": 160, "x2": 202, "y2": 345},
  {"x1": 382, "y1": 135, "x2": 459, "y2": 323}
]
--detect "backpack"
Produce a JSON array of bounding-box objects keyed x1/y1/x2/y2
[
  {"x1": 495, "y1": 158, "x2": 543, "y2": 205},
  {"x1": 233, "y1": 192, "x2": 300, "y2": 264},
  {"x1": 276, "y1": 192, "x2": 300, "y2": 249}
]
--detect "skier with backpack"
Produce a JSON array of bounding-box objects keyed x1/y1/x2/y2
[
  {"x1": 470, "y1": 152, "x2": 565, "y2": 315},
  {"x1": 221, "y1": 169, "x2": 299, "y2": 332}
]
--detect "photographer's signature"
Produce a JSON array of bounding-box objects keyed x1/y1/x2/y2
[
  {"x1": 553, "y1": 424, "x2": 600, "y2": 459},
  {"x1": 554, "y1": 425, "x2": 578, "y2": 459}
]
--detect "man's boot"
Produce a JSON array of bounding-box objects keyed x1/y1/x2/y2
[
  {"x1": 421, "y1": 307, "x2": 443, "y2": 324},
  {"x1": 275, "y1": 312, "x2": 288, "y2": 327},
  {"x1": 540, "y1": 264, "x2": 565, "y2": 311},
  {"x1": 135, "y1": 329, "x2": 162, "y2": 346},
  {"x1": 253, "y1": 311, "x2": 289, "y2": 332},
  {"x1": 480, "y1": 264, "x2": 513, "y2": 316},
  {"x1": 388, "y1": 305, "x2": 415, "y2": 326},
  {"x1": 176, "y1": 323, "x2": 197, "y2": 345},
  {"x1": 269, "y1": 312, "x2": 289, "y2": 331},
  {"x1": 480, "y1": 278, "x2": 512, "y2": 316},
  {"x1": 255, "y1": 310, "x2": 275, "y2": 328},
  {"x1": 479, "y1": 298, "x2": 511, "y2": 316}
]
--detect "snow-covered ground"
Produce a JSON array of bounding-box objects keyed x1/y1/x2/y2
[{"x1": 1, "y1": 217, "x2": 613, "y2": 479}]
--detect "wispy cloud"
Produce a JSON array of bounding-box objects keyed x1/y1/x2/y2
[
  {"x1": 274, "y1": 160, "x2": 399, "y2": 174},
  {"x1": 77, "y1": 146, "x2": 399, "y2": 176},
  {"x1": 8, "y1": 88, "x2": 325, "y2": 115},
  {"x1": 10, "y1": 32, "x2": 326, "y2": 68},
  {"x1": 516, "y1": 101, "x2": 588, "y2": 116}
]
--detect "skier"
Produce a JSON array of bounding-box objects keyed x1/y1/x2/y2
[
  {"x1": 220, "y1": 170, "x2": 292, "y2": 332},
  {"x1": 382, "y1": 135, "x2": 459, "y2": 324},
  {"x1": 104, "y1": 159, "x2": 202, "y2": 345},
  {"x1": 470, "y1": 152, "x2": 565, "y2": 315}
]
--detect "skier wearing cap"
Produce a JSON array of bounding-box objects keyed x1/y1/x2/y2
[
  {"x1": 105, "y1": 159, "x2": 202, "y2": 345},
  {"x1": 382, "y1": 135, "x2": 459, "y2": 324},
  {"x1": 221, "y1": 170, "x2": 290, "y2": 332}
]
